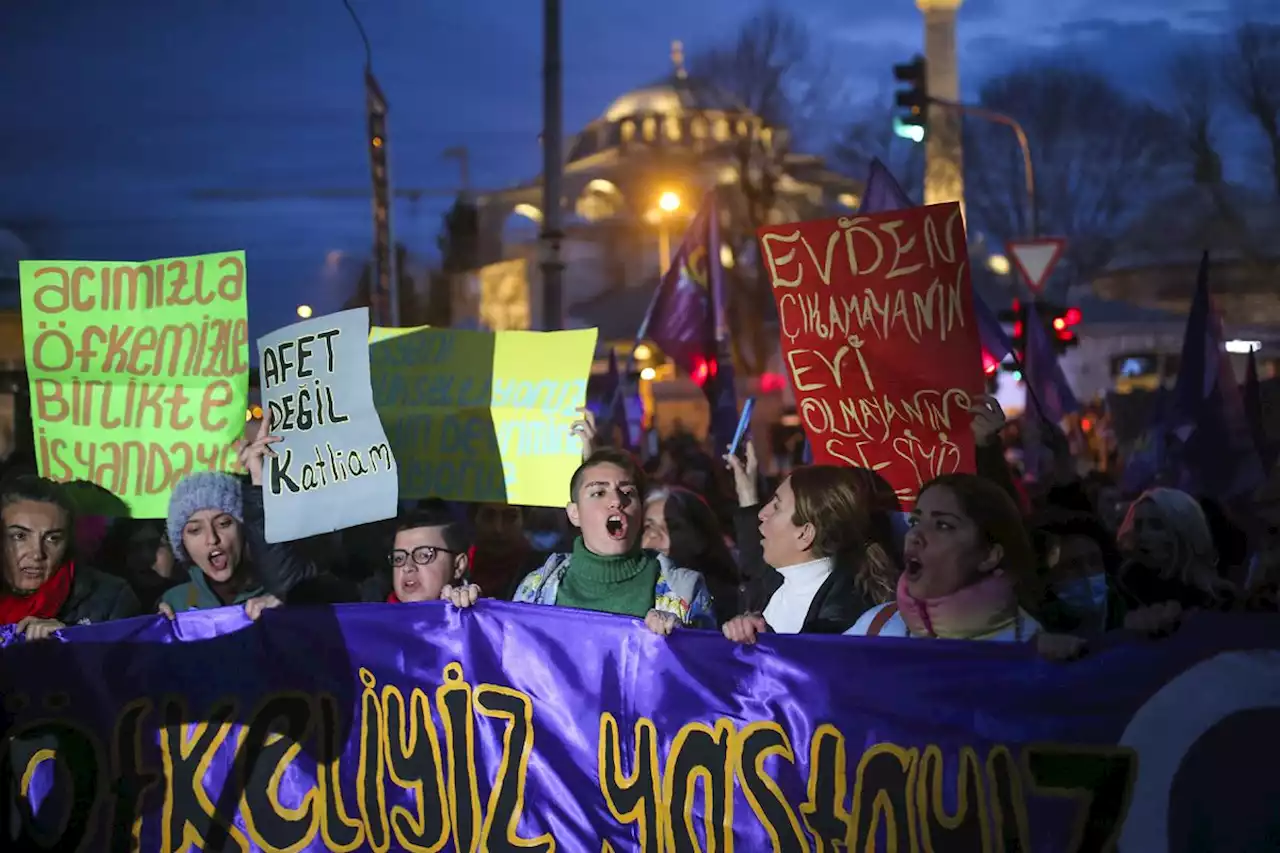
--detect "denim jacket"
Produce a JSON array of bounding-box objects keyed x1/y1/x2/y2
[{"x1": 513, "y1": 550, "x2": 717, "y2": 629}]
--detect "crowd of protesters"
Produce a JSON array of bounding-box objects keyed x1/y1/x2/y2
[{"x1": 2, "y1": 396, "x2": 1277, "y2": 661}]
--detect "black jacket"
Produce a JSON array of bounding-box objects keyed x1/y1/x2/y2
[
  {"x1": 240, "y1": 478, "x2": 323, "y2": 599},
  {"x1": 58, "y1": 567, "x2": 141, "y2": 626},
  {"x1": 734, "y1": 505, "x2": 875, "y2": 634}
]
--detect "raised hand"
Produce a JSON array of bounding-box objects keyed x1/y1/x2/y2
[
  {"x1": 569, "y1": 407, "x2": 597, "y2": 461},
  {"x1": 968, "y1": 395, "x2": 1007, "y2": 447},
  {"x1": 722, "y1": 440, "x2": 759, "y2": 507},
  {"x1": 235, "y1": 416, "x2": 283, "y2": 486}
]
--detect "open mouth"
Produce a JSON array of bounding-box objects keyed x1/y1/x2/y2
[
  {"x1": 605, "y1": 514, "x2": 627, "y2": 540},
  {"x1": 18, "y1": 566, "x2": 46, "y2": 580},
  {"x1": 208, "y1": 550, "x2": 229, "y2": 573},
  {"x1": 904, "y1": 556, "x2": 924, "y2": 579}
]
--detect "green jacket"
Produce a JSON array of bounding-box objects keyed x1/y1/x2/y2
[{"x1": 159, "y1": 566, "x2": 264, "y2": 613}]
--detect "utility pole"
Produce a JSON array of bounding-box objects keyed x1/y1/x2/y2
[
  {"x1": 540, "y1": 0, "x2": 565, "y2": 331},
  {"x1": 365, "y1": 70, "x2": 399, "y2": 327}
]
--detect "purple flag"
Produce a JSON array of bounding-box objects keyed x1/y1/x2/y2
[
  {"x1": 857, "y1": 158, "x2": 915, "y2": 214},
  {"x1": 603, "y1": 349, "x2": 633, "y2": 450},
  {"x1": 1166, "y1": 252, "x2": 1262, "y2": 500},
  {"x1": 638, "y1": 193, "x2": 737, "y2": 449},
  {"x1": 1021, "y1": 301, "x2": 1079, "y2": 480},
  {"x1": 1244, "y1": 348, "x2": 1271, "y2": 467},
  {"x1": 637, "y1": 195, "x2": 717, "y2": 375},
  {"x1": 704, "y1": 197, "x2": 739, "y2": 451}
]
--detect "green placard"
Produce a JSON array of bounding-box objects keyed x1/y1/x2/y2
[{"x1": 18, "y1": 251, "x2": 250, "y2": 517}]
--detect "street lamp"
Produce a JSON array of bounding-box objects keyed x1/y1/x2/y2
[
  {"x1": 656, "y1": 191, "x2": 681, "y2": 274},
  {"x1": 297, "y1": 304, "x2": 313, "y2": 319}
]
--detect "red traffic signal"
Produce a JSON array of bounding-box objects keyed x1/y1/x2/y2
[
  {"x1": 1064, "y1": 307, "x2": 1082, "y2": 325},
  {"x1": 691, "y1": 356, "x2": 718, "y2": 387}
]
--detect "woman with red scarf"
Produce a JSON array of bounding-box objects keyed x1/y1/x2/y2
[{"x1": 1, "y1": 475, "x2": 140, "y2": 640}]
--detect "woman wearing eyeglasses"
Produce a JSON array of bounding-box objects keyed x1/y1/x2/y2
[{"x1": 387, "y1": 503, "x2": 480, "y2": 606}]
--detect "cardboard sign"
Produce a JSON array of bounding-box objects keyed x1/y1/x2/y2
[
  {"x1": 18, "y1": 252, "x2": 249, "y2": 517},
  {"x1": 756, "y1": 203, "x2": 984, "y2": 503},
  {"x1": 370, "y1": 326, "x2": 597, "y2": 507},
  {"x1": 258, "y1": 308, "x2": 398, "y2": 542}
]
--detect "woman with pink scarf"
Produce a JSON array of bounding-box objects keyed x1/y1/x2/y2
[{"x1": 846, "y1": 473, "x2": 1042, "y2": 642}]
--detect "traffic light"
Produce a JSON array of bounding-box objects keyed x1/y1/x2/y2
[
  {"x1": 997, "y1": 298, "x2": 1027, "y2": 364},
  {"x1": 690, "y1": 355, "x2": 718, "y2": 387},
  {"x1": 893, "y1": 55, "x2": 928, "y2": 142},
  {"x1": 1051, "y1": 306, "x2": 1082, "y2": 353}
]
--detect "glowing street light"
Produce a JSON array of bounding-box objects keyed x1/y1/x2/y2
[
  {"x1": 297, "y1": 305, "x2": 313, "y2": 319},
  {"x1": 633, "y1": 343, "x2": 652, "y2": 361},
  {"x1": 656, "y1": 191, "x2": 682, "y2": 274},
  {"x1": 987, "y1": 254, "x2": 1011, "y2": 275},
  {"x1": 640, "y1": 366, "x2": 657, "y2": 381}
]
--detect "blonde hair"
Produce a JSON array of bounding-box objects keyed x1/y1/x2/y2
[
  {"x1": 787, "y1": 466, "x2": 899, "y2": 604},
  {"x1": 1118, "y1": 487, "x2": 1231, "y2": 600}
]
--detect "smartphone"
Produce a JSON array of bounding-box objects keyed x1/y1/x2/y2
[{"x1": 729, "y1": 397, "x2": 756, "y2": 457}]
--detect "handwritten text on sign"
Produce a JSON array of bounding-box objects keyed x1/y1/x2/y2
[
  {"x1": 259, "y1": 307, "x2": 397, "y2": 542},
  {"x1": 18, "y1": 252, "x2": 250, "y2": 517},
  {"x1": 369, "y1": 326, "x2": 597, "y2": 507},
  {"x1": 756, "y1": 204, "x2": 984, "y2": 502}
]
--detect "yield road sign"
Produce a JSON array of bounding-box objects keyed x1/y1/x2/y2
[{"x1": 1006, "y1": 238, "x2": 1066, "y2": 294}]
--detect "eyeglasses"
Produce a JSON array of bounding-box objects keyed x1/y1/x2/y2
[{"x1": 388, "y1": 546, "x2": 457, "y2": 568}]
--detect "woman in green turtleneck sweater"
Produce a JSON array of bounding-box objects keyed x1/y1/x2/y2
[{"x1": 504, "y1": 449, "x2": 717, "y2": 631}]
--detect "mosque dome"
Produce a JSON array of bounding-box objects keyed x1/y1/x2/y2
[{"x1": 567, "y1": 41, "x2": 778, "y2": 165}]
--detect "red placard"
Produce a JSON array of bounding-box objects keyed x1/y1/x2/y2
[{"x1": 756, "y1": 202, "x2": 984, "y2": 504}]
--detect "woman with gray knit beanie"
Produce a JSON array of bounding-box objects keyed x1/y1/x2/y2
[
  {"x1": 157, "y1": 422, "x2": 319, "y2": 618},
  {"x1": 157, "y1": 471, "x2": 275, "y2": 616}
]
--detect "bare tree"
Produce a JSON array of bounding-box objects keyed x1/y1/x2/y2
[
  {"x1": 688, "y1": 7, "x2": 833, "y2": 374},
  {"x1": 962, "y1": 63, "x2": 1187, "y2": 292},
  {"x1": 1220, "y1": 22, "x2": 1280, "y2": 196},
  {"x1": 831, "y1": 98, "x2": 925, "y2": 204}
]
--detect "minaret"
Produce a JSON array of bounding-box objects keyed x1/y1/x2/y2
[
  {"x1": 671, "y1": 40, "x2": 687, "y2": 79},
  {"x1": 917, "y1": 0, "x2": 964, "y2": 211}
]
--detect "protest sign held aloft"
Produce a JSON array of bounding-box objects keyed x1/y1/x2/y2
[
  {"x1": 756, "y1": 203, "x2": 985, "y2": 505},
  {"x1": 18, "y1": 251, "x2": 249, "y2": 517},
  {"x1": 370, "y1": 325, "x2": 596, "y2": 507},
  {"x1": 257, "y1": 307, "x2": 397, "y2": 542}
]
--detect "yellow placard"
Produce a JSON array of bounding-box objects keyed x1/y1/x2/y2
[{"x1": 369, "y1": 325, "x2": 597, "y2": 507}]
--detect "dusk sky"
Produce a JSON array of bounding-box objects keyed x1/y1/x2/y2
[{"x1": 2, "y1": 0, "x2": 1275, "y2": 340}]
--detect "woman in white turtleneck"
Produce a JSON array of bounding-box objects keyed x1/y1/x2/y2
[{"x1": 722, "y1": 448, "x2": 896, "y2": 643}]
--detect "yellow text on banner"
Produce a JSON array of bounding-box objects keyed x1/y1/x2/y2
[
  {"x1": 18, "y1": 252, "x2": 250, "y2": 517},
  {"x1": 369, "y1": 325, "x2": 597, "y2": 507}
]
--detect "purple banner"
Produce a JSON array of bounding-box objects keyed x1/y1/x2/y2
[{"x1": 2, "y1": 604, "x2": 1278, "y2": 851}]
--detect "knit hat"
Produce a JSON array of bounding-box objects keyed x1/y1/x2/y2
[{"x1": 166, "y1": 472, "x2": 243, "y2": 562}]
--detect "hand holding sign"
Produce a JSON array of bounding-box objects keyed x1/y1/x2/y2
[
  {"x1": 234, "y1": 418, "x2": 282, "y2": 487},
  {"x1": 569, "y1": 406, "x2": 597, "y2": 461}
]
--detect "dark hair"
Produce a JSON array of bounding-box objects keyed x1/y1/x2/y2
[
  {"x1": 569, "y1": 448, "x2": 646, "y2": 502},
  {"x1": 0, "y1": 475, "x2": 77, "y2": 560},
  {"x1": 1032, "y1": 511, "x2": 1121, "y2": 577},
  {"x1": 920, "y1": 473, "x2": 1038, "y2": 604},
  {"x1": 649, "y1": 487, "x2": 738, "y2": 587},
  {"x1": 394, "y1": 499, "x2": 472, "y2": 553}
]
